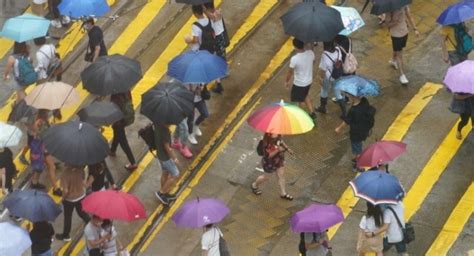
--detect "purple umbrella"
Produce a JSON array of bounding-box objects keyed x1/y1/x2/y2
[
  {"x1": 171, "y1": 198, "x2": 230, "y2": 228},
  {"x1": 290, "y1": 204, "x2": 344, "y2": 233},
  {"x1": 444, "y1": 60, "x2": 474, "y2": 94}
]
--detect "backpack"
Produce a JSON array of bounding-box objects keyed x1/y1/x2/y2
[
  {"x1": 325, "y1": 49, "x2": 344, "y2": 80},
  {"x1": 217, "y1": 227, "x2": 230, "y2": 256},
  {"x1": 340, "y1": 40, "x2": 358, "y2": 74},
  {"x1": 450, "y1": 23, "x2": 473, "y2": 56},
  {"x1": 256, "y1": 140, "x2": 265, "y2": 156},
  {"x1": 15, "y1": 55, "x2": 37, "y2": 87},
  {"x1": 38, "y1": 47, "x2": 62, "y2": 79},
  {"x1": 138, "y1": 124, "x2": 156, "y2": 153},
  {"x1": 298, "y1": 232, "x2": 316, "y2": 255},
  {"x1": 122, "y1": 98, "x2": 135, "y2": 127},
  {"x1": 222, "y1": 19, "x2": 230, "y2": 48},
  {"x1": 194, "y1": 19, "x2": 216, "y2": 53}
]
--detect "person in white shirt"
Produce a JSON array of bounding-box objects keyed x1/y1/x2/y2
[
  {"x1": 34, "y1": 37, "x2": 57, "y2": 83},
  {"x1": 100, "y1": 219, "x2": 125, "y2": 256},
  {"x1": 204, "y1": 1, "x2": 226, "y2": 94},
  {"x1": 201, "y1": 224, "x2": 223, "y2": 256},
  {"x1": 285, "y1": 38, "x2": 317, "y2": 122},
  {"x1": 185, "y1": 5, "x2": 216, "y2": 53},
  {"x1": 357, "y1": 203, "x2": 384, "y2": 255}
]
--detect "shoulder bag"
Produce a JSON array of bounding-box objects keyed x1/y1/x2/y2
[{"x1": 387, "y1": 207, "x2": 415, "y2": 244}]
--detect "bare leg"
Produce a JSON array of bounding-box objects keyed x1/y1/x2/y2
[
  {"x1": 395, "y1": 51, "x2": 405, "y2": 76},
  {"x1": 304, "y1": 96, "x2": 314, "y2": 114},
  {"x1": 44, "y1": 155, "x2": 58, "y2": 189},
  {"x1": 160, "y1": 172, "x2": 169, "y2": 189},
  {"x1": 275, "y1": 167, "x2": 287, "y2": 196},
  {"x1": 160, "y1": 174, "x2": 177, "y2": 194},
  {"x1": 253, "y1": 173, "x2": 270, "y2": 188}
]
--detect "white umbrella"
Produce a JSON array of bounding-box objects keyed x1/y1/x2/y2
[
  {"x1": 0, "y1": 222, "x2": 32, "y2": 256},
  {"x1": 24, "y1": 82, "x2": 80, "y2": 110},
  {"x1": 0, "y1": 122, "x2": 23, "y2": 148}
]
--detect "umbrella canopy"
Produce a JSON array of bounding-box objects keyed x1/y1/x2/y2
[
  {"x1": 172, "y1": 198, "x2": 230, "y2": 228},
  {"x1": 7, "y1": 99, "x2": 37, "y2": 123},
  {"x1": 81, "y1": 54, "x2": 143, "y2": 96},
  {"x1": 24, "y1": 82, "x2": 80, "y2": 110},
  {"x1": 140, "y1": 81, "x2": 194, "y2": 125},
  {"x1": 0, "y1": 122, "x2": 22, "y2": 148},
  {"x1": 334, "y1": 75, "x2": 381, "y2": 97},
  {"x1": 357, "y1": 140, "x2": 407, "y2": 168},
  {"x1": 349, "y1": 171, "x2": 405, "y2": 205},
  {"x1": 167, "y1": 50, "x2": 228, "y2": 84},
  {"x1": 78, "y1": 100, "x2": 124, "y2": 126},
  {"x1": 43, "y1": 121, "x2": 109, "y2": 166},
  {"x1": 444, "y1": 60, "x2": 474, "y2": 93},
  {"x1": 289, "y1": 204, "x2": 344, "y2": 233},
  {"x1": 176, "y1": 0, "x2": 211, "y2": 4},
  {"x1": 331, "y1": 6, "x2": 365, "y2": 36},
  {"x1": 280, "y1": 1, "x2": 344, "y2": 43},
  {"x1": 437, "y1": 0, "x2": 474, "y2": 25},
  {"x1": 0, "y1": 222, "x2": 31, "y2": 256},
  {"x1": 0, "y1": 14, "x2": 50, "y2": 43},
  {"x1": 3, "y1": 189, "x2": 62, "y2": 222},
  {"x1": 247, "y1": 100, "x2": 314, "y2": 135},
  {"x1": 371, "y1": 0, "x2": 412, "y2": 15},
  {"x1": 82, "y1": 190, "x2": 146, "y2": 222},
  {"x1": 59, "y1": 0, "x2": 110, "y2": 18}
]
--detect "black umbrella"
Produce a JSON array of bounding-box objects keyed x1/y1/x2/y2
[
  {"x1": 140, "y1": 81, "x2": 194, "y2": 125},
  {"x1": 280, "y1": 1, "x2": 344, "y2": 43},
  {"x1": 370, "y1": 0, "x2": 412, "y2": 15},
  {"x1": 175, "y1": 0, "x2": 211, "y2": 4},
  {"x1": 43, "y1": 121, "x2": 109, "y2": 166},
  {"x1": 81, "y1": 54, "x2": 142, "y2": 96},
  {"x1": 77, "y1": 100, "x2": 124, "y2": 126},
  {"x1": 4, "y1": 189, "x2": 62, "y2": 222}
]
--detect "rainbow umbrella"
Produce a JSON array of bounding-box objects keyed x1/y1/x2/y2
[{"x1": 247, "y1": 100, "x2": 314, "y2": 135}]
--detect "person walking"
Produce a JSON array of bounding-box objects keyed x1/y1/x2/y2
[
  {"x1": 86, "y1": 161, "x2": 118, "y2": 192},
  {"x1": 300, "y1": 231, "x2": 330, "y2": 256},
  {"x1": 285, "y1": 38, "x2": 317, "y2": 122},
  {"x1": 452, "y1": 93, "x2": 474, "y2": 140},
  {"x1": 55, "y1": 165, "x2": 91, "y2": 241},
  {"x1": 251, "y1": 133, "x2": 294, "y2": 200},
  {"x1": 0, "y1": 147, "x2": 15, "y2": 195},
  {"x1": 201, "y1": 224, "x2": 224, "y2": 256},
  {"x1": 187, "y1": 84, "x2": 209, "y2": 145},
  {"x1": 185, "y1": 4, "x2": 216, "y2": 54},
  {"x1": 441, "y1": 22, "x2": 470, "y2": 66},
  {"x1": 357, "y1": 203, "x2": 384, "y2": 256},
  {"x1": 30, "y1": 221, "x2": 55, "y2": 256},
  {"x1": 83, "y1": 18, "x2": 108, "y2": 62},
  {"x1": 172, "y1": 119, "x2": 193, "y2": 159},
  {"x1": 31, "y1": 0, "x2": 47, "y2": 17},
  {"x1": 100, "y1": 219, "x2": 125, "y2": 256},
  {"x1": 386, "y1": 5, "x2": 419, "y2": 85},
  {"x1": 49, "y1": 0, "x2": 70, "y2": 28},
  {"x1": 3, "y1": 42, "x2": 33, "y2": 103},
  {"x1": 154, "y1": 123, "x2": 180, "y2": 206},
  {"x1": 34, "y1": 37, "x2": 62, "y2": 84},
  {"x1": 84, "y1": 215, "x2": 111, "y2": 256}
]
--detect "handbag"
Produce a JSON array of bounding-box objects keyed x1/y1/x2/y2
[
  {"x1": 84, "y1": 46, "x2": 94, "y2": 62},
  {"x1": 88, "y1": 248, "x2": 104, "y2": 256},
  {"x1": 222, "y1": 19, "x2": 230, "y2": 47},
  {"x1": 387, "y1": 207, "x2": 415, "y2": 244},
  {"x1": 449, "y1": 96, "x2": 465, "y2": 114},
  {"x1": 216, "y1": 227, "x2": 230, "y2": 256},
  {"x1": 201, "y1": 85, "x2": 211, "y2": 100}
]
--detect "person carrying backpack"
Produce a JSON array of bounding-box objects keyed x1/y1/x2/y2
[
  {"x1": 34, "y1": 36, "x2": 62, "y2": 84},
  {"x1": 441, "y1": 22, "x2": 472, "y2": 66},
  {"x1": 185, "y1": 4, "x2": 216, "y2": 54},
  {"x1": 298, "y1": 231, "x2": 330, "y2": 256}
]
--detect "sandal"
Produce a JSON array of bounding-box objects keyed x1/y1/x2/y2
[
  {"x1": 280, "y1": 194, "x2": 293, "y2": 201},
  {"x1": 251, "y1": 184, "x2": 262, "y2": 195}
]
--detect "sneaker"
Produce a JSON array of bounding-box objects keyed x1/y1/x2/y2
[
  {"x1": 193, "y1": 126, "x2": 202, "y2": 136},
  {"x1": 331, "y1": 97, "x2": 338, "y2": 103},
  {"x1": 188, "y1": 134, "x2": 198, "y2": 145},
  {"x1": 180, "y1": 146, "x2": 193, "y2": 159},
  {"x1": 50, "y1": 19, "x2": 62, "y2": 28},
  {"x1": 125, "y1": 164, "x2": 138, "y2": 172},
  {"x1": 389, "y1": 59, "x2": 398, "y2": 70},
  {"x1": 171, "y1": 139, "x2": 182, "y2": 150},
  {"x1": 55, "y1": 234, "x2": 71, "y2": 241},
  {"x1": 314, "y1": 106, "x2": 327, "y2": 114},
  {"x1": 456, "y1": 131, "x2": 462, "y2": 140},
  {"x1": 61, "y1": 16, "x2": 71, "y2": 25},
  {"x1": 19, "y1": 155, "x2": 29, "y2": 165},
  {"x1": 165, "y1": 193, "x2": 177, "y2": 201},
  {"x1": 155, "y1": 191, "x2": 170, "y2": 205},
  {"x1": 399, "y1": 74, "x2": 409, "y2": 84},
  {"x1": 52, "y1": 188, "x2": 63, "y2": 197}
]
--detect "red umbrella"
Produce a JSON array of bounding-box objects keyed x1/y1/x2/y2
[
  {"x1": 357, "y1": 140, "x2": 407, "y2": 168},
  {"x1": 81, "y1": 190, "x2": 146, "y2": 222}
]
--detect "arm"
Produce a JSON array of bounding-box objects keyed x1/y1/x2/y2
[
  {"x1": 368, "y1": 223, "x2": 389, "y2": 238},
  {"x1": 164, "y1": 143, "x2": 179, "y2": 164},
  {"x1": 85, "y1": 174, "x2": 94, "y2": 189},
  {"x1": 285, "y1": 68, "x2": 294, "y2": 89},
  {"x1": 335, "y1": 121, "x2": 348, "y2": 134},
  {"x1": 104, "y1": 167, "x2": 116, "y2": 188},
  {"x1": 405, "y1": 7, "x2": 419, "y2": 36},
  {"x1": 318, "y1": 69, "x2": 326, "y2": 85},
  {"x1": 88, "y1": 234, "x2": 111, "y2": 248},
  {"x1": 92, "y1": 45, "x2": 101, "y2": 62},
  {"x1": 3, "y1": 57, "x2": 15, "y2": 80}
]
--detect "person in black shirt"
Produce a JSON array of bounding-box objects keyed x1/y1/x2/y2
[
  {"x1": 30, "y1": 221, "x2": 55, "y2": 256},
  {"x1": 0, "y1": 147, "x2": 15, "y2": 195},
  {"x1": 86, "y1": 161, "x2": 117, "y2": 192},
  {"x1": 83, "y1": 18, "x2": 108, "y2": 62}
]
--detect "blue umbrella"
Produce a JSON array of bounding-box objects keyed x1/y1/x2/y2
[
  {"x1": 3, "y1": 189, "x2": 62, "y2": 222},
  {"x1": 334, "y1": 75, "x2": 381, "y2": 97},
  {"x1": 167, "y1": 50, "x2": 228, "y2": 84},
  {"x1": 349, "y1": 171, "x2": 405, "y2": 205},
  {"x1": 0, "y1": 222, "x2": 31, "y2": 256},
  {"x1": 437, "y1": 0, "x2": 474, "y2": 25},
  {"x1": 59, "y1": 0, "x2": 111, "y2": 19},
  {"x1": 0, "y1": 14, "x2": 50, "y2": 43}
]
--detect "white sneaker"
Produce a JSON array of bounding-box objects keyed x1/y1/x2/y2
[
  {"x1": 389, "y1": 59, "x2": 398, "y2": 70},
  {"x1": 193, "y1": 126, "x2": 202, "y2": 136},
  {"x1": 61, "y1": 16, "x2": 71, "y2": 24},
  {"x1": 188, "y1": 134, "x2": 198, "y2": 145},
  {"x1": 50, "y1": 20, "x2": 62, "y2": 28},
  {"x1": 400, "y1": 74, "x2": 409, "y2": 84}
]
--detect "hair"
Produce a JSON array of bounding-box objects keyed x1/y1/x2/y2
[
  {"x1": 101, "y1": 219, "x2": 112, "y2": 228},
  {"x1": 37, "y1": 109, "x2": 49, "y2": 121},
  {"x1": 323, "y1": 40, "x2": 336, "y2": 52},
  {"x1": 366, "y1": 203, "x2": 383, "y2": 227},
  {"x1": 92, "y1": 215, "x2": 102, "y2": 220},
  {"x1": 203, "y1": 1, "x2": 215, "y2": 10},
  {"x1": 85, "y1": 17, "x2": 95, "y2": 25},
  {"x1": 205, "y1": 223, "x2": 213, "y2": 229},
  {"x1": 292, "y1": 38, "x2": 304, "y2": 50},
  {"x1": 192, "y1": 5, "x2": 204, "y2": 15},
  {"x1": 13, "y1": 42, "x2": 28, "y2": 56},
  {"x1": 33, "y1": 36, "x2": 46, "y2": 46}
]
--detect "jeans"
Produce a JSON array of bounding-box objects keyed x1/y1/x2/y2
[
  {"x1": 320, "y1": 78, "x2": 343, "y2": 100},
  {"x1": 62, "y1": 198, "x2": 90, "y2": 236},
  {"x1": 383, "y1": 237, "x2": 407, "y2": 253},
  {"x1": 187, "y1": 100, "x2": 209, "y2": 133},
  {"x1": 173, "y1": 118, "x2": 189, "y2": 143},
  {"x1": 111, "y1": 124, "x2": 136, "y2": 164},
  {"x1": 33, "y1": 248, "x2": 53, "y2": 256}
]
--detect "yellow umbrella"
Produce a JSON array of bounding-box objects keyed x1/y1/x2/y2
[{"x1": 25, "y1": 82, "x2": 80, "y2": 110}]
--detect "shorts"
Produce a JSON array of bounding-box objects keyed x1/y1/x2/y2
[
  {"x1": 159, "y1": 159, "x2": 179, "y2": 177},
  {"x1": 383, "y1": 237, "x2": 407, "y2": 253},
  {"x1": 391, "y1": 35, "x2": 408, "y2": 52},
  {"x1": 351, "y1": 140, "x2": 363, "y2": 155},
  {"x1": 290, "y1": 84, "x2": 311, "y2": 102}
]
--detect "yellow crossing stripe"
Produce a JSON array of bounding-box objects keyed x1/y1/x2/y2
[
  {"x1": 328, "y1": 83, "x2": 443, "y2": 239},
  {"x1": 426, "y1": 183, "x2": 474, "y2": 255}
]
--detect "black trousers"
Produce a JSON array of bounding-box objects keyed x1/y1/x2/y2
[
  {"x1": 111, "y1": 124, "x2": 136, "y2": 164},
  {"x1": 62, "y1": 198, "x2": 90, "y2": 236},
  {"x1": 458, "y1": 112, "x2": 474, "y2": 132},
  {"x1": 48, "y1": 0, "x2": 61, "y2": 19}
]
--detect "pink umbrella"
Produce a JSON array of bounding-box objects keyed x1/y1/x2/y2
[
  {"x1": 357, "y1": 140, "x2": 407, "y2": 168},
  {"x1": 444, "y1": 60, "x2": 474, "y2": 93}
]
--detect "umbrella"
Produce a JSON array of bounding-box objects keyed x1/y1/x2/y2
[
  {"x1": 334, "y1": 75, "x2": 381, "y2": 97},
  {"x1": 331, "y1": 6, "x2": 365, "y2": 36},
  {"x1": 0, "y1": 122, "x2": 22, "y2": 148},
  {"x1": 167, "y1": 50, "x2": 228, "y2": 84},
  {"x1": 289, "y1": 204, "x2": 344, "y2": 232},
  {"x1": 176, "y1": 0, "x2": 211, "y2": 4},
  {"x1": 172, "y1": 198, "x2": 230, "y2": 228},
  {"x1": 78, "y1": 100, "x2": 124, "y2": 126},
  {"x1": 24, "y1": 82, "x2": 80, "y2": 110},
  {"x1": 349, "y1": 171, "x2": 405, "y2": 205},
  {"x1": 357, "y1": 140, "x2": 407, "y2": 168},
  {"x1": 7, "y1": 99, "x2": 37, "y2": 123},
  {"x1": 82, "y1": 190, "x2": 146, "y2": 222},
  {"x1": 59, "y1": 0, "x2": 110, "y2": 19},
  {"x1": 247, "y1": 100, "x2": 314, "y2": 135},
  {"x1": 140, "y1": 81, "x2": 194, "y2": 125},
  {"x1": 0, "y1": 14, "x2": 50, "y2": 43},
  {"x1": 437, "y1": 0, "x2": 474, "y2": 25},
  {"x1": 3, "y1": 189, "x2": 62, "y2": 222},
  {"x1": 370, "y1": 0, "x2": 412, "y2": 16},
  {"x1": 42, "y1": 121, "x2": 109, "y2": 166},
  {"x1": 280, "y1": 1, "x2": 344, "y2": 43},
  {"x1": 0, "y1": 222, "x2": 31, "y2": 256},
  {"x1": 81, "y1": 54, "x2": 143, "y2": 96},
  {"x1": 444, "y1": 60, "x2": 474, "y2": 93}
]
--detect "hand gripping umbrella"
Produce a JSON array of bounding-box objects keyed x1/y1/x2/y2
[
  {"x1": 78, "y1": 100, "x2": 124, "y2": 126},
  {"x1": 4, "y1": 189, "x2": 62, "y2": 222}
]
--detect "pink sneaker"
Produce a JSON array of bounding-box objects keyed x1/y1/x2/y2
[
  {"x1": 180, "y1": 146, "x2": 193, "y2": 159},
  {"x1": 172, "y1": 139, "x2": 182, "y2": 150}
]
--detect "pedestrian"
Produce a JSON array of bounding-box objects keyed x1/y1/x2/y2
[
  {"x1": 30, "y1": 221, "x2": 55, "y2": 256},
  {"x1": 34, "y1": 36, "x2": 62, "y2": 83},
  {"x1": 110, "y1": 91, "x2": 137, "y2": 171},
  {"x1": 86, "y1": 161, "x2": 118, "y2": 192},
  {"x1": 285, "y1": 38, "x2": 317, "y2": 122},
  {"x1": 0, "y1": 147, "x2": 15, "y2": 195},
  {"x1": 83, "y1": 18, "x2": 108, "y2": 63},
  {"x1": 187, "y1": 84, "x2": 209, "y2": 145},
  {"x1": 100, "y1": 219, "x2": 125, "y2": 256},
  {"x1": 315, "y1": 40, "x2": 346, "y2": 118},
  {"x1": 251, "y1": 133, "x2": 294, "y2": 200},
  {"x1": 451, "y1": 93, "x2": 474, "y2": 140},
  {"x1": 185, "y1": 4, "x2": 216, "y2": 54},
  {"x1": 201, "y1": 223, "x2": 224, "y2": 256},
  {"x1": 154, "y1": 123, "x2": 180, "y2": 206},
  {"x1": 55, "y1": 165, "x2": 91, "y2": 241},
  {"x1": 3, "y1": 42, "x2": 34, "y2": 103},
  {"x1": 335, "y1": 94, "x2": 376, "y2": 172},
  {"x1": 172, "y1": 119, "x2": 193, "y2": 159},
  {"x1": 49, "y1": 0, "x2": 70, "y2": 28},
  {"x1": 357, "y1": 203, "x2": 384, "y2": 256},
  {"x1": 299, "y1": 231, "x2": 330, "y2": 256},
  {"x1": 31, "y1": 0, "x2": 47, "y2": 17},
  {"x1": 84, "y1": 215, "x2": 110, "y2": 256},
  {"x1": 386, "y1": 5, "x2": 419, "y2": 85},
  {"x1": 441, "y1": 22, "x2": 470, "y2": 65}
]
